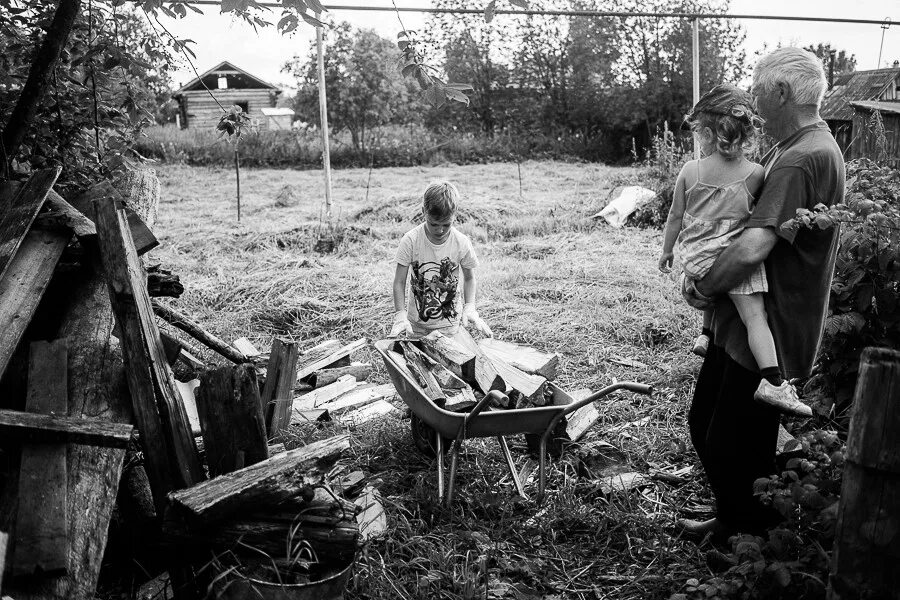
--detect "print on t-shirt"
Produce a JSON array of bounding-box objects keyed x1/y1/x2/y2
[{"x1": 410, "y1": 257, "x2": 459, "y2": 323}]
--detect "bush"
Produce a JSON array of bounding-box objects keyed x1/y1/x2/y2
[
  {"x1": 134, "y1": 123, "x2": 596, "y2": 169},
  {"x1": 782, "y1": 158, "x2": 900, "y2": 419},
  {"x1": 627, "y1": 123, "x2": 692, "y2": 229}
]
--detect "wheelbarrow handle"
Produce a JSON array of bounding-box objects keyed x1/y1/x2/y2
[{"x1": 536, "y1": 381, "x2": 654, "y2": 504}]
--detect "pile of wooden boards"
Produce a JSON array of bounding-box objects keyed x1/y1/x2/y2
[{"x1": 0, "y1": 168, "x2": 372, "y2": 600}]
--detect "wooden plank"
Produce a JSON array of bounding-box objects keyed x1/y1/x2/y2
[
  {"x1": 292, "y1": 375, "x2": 358, "y2": 411},
  {"x1": 44, "y1": 190, "x2": 96, "y2": 240},
  {"x1": 175, "y1": 379, "x2": 201, "y2": 436},
  {"x1": 295, "y1": 338, "x2": 367, "y2": 381},
  {"x1": 399, "y1": 342, "x2": 445, "y2": 402},
  {"x1": 195, "y1": 365, "x2": 268, "y2": 477},
  {"x1": 831, "y1": 348, "x2": 900, "y2": 599},
  {"x1": 451, "y1": 328, "x2": 506, "y2": 394},
  {"x1": 307, "y1": 362, "x2": 372, "y2": 388},
  {"x1": 0, "y1": 168, "x2": 60, "y2": 282},
  {"x1": 313, "y1": 383, "x2": 394, "y2": 416},
  {"x1": 339, "y1": 399, "x2": 397, "y2": 427},
  {"x1": 293, "y1": 409, "x2": 330, "y2": 423},
  {"x1": 231, "y1": 337, "x2": 261, "y2": 358},
  {"x1": 564, "y1": 388, "x2": 600, "y2": 442},
  {"x1": 420, "y1": 331, "x2": 476, "y2": 381},
  {"x1": 15, "y1": 340, "x2": 68, "y2": 576},
  {"x1": 152, "y1": 301, "x2": 248, "y2": 365},
  {"x1": 5, "y1": 256, "x2": 129, "y2": 600},
  {"x1": 260, "y1": 339, "x2": 300, "y2": 438},
  {"x1": 69, "y1": 182, "x2": 158, "y2": 255},
  {"x1": 443, "y1": 386, "x2": 477, "y2": 412},
  {"x1": 167, "y1": 434, "x2": 350, "y2": 524},
  {"x1": 478, "y1": 338, "x2": 560, "y2": 380},
  {"x1": 0, "y1": 227, "x2": 70, "y2": 379},
  {"x1": 95, "y1": 195, "x2": 204, "y2": 505},
  {"x1": 0, "y1": 409, "x2": 133, "y2": 447},
  {"x1": 0, "y1": 530, "x2": 7, "y2": 592},
  {"x1": 431, "y1": 362, "x2": 467, "y2": 390},
  {"x1": 354, "y1": 486, "x2": 387, "y2": 541},
  {"x1": 483, "y1": 351, "x2": 548, "y2": 407}
]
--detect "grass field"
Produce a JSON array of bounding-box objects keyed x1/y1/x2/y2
[{"x1": 149, "y1": 160, "x2": 711, "y2": 599}]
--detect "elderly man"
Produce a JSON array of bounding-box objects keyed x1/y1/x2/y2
[{"x1": 679, "y1": 47, "x2": 845, "y2": 538}]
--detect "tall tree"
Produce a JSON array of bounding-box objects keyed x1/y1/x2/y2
[
  {"x1": 0, "y1": 0, "x2": 176, "y2": 189},
  {"x1": 284, "y1": 23, "x2": 413, "y2": 152},
  {"x1": 804, "y1": 43, "x2": 857, "y2": 81}
]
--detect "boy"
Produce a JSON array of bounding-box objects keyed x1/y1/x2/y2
[{"x1": 390, "y1": 181, "x2": 493, "y2": 338}]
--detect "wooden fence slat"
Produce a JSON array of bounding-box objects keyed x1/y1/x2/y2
[
  {"x1": 0, "y1": 409, "x2": 133, "y2": 448},
  {"x1": 196, "y1": 365, "x2": 268, "y2": 477},
  {"x1": 94, "y1": 195, "x2": 204, "y2": 506},
  {"x1": 0, "y1": 227, "x2": 71, "y2": 379},
  {"x1": 829, "y1": 347, "x2": 900, "y2": 599},
  {"x1": 70, "y1": 182, "x2": 158, "y2": 256},
  {"x1": 0, "y1": 167, "x2": 60, "y2": 282},
  {"x1": 14, "y1": 340, "x2": 68, "y2": 576},
  {"x1": 262, "y1": 339, "x2": 300, "y2": 438}
]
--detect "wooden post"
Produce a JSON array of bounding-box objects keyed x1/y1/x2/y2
[
  {"x1": 95, "y1": 195, "x2": 205, "y2": 503},
  {"x1": 261, "y1": 338, "x2": 300, "y2": 438},
  {"x1": 829, "y1": 347, "x2": 900, "y2": 599},
  {"x1": 316, "y1": 11, "x2": 333, "y2": 215},
  {"x1": 692, "y1": 17, "x2": 701, "y2": 160},
  {"x1": 14, "y1": 340, "x2": 69, "y2": 576},
  {"x1": 195, "y1": 365, "x2": 268, "y2": 477}
]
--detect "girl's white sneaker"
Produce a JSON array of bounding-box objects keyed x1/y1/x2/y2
[{"x1": 754, "y1": 380, "x2": 812, "y2": 417}]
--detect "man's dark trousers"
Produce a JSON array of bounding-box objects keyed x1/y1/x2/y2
[{"x1": 689, "y1": 343, "x2": 783, "y2": 534}]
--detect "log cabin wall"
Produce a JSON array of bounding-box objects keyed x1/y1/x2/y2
[
  {"x1": 851, "y1": 109, "x2": 900, "y2": 168},
  {"x1": 179, "y1": 89, "x2": 277, "y2": 131}
]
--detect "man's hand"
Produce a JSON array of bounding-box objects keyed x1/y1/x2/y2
[
  {"x1": 389, "y1": 310, "x2": 413, "y2": 337},
  {"x1": 462, "y1": 303, "x2": 493, "y2": 337},
  {"x1": 658, "y1": 252, "x2": 674, "y2": 273},
  {"x1": 681, "y1": 274, "x2": 715, "y2": 310}
]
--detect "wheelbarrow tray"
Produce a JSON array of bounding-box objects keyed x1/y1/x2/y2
[{"x1": 374, "y1": 339, "x2": 574, "y2": 439}]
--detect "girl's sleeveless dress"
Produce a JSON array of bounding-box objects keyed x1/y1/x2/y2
[{"x1": 676, "y1": 162, "x2": 767, "y2": 295}]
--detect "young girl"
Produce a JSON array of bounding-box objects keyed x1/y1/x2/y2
[{"x1": 658, "y1": 83, "x2": 811, "y2": 417}]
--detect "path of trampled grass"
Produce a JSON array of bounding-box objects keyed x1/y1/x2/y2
[{"x1": 148, "y1": 161, "x2": 713, "y2": 600}]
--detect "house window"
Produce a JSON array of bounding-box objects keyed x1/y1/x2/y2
[
  {"x1": 236, "y1": 101, "x2": 249, "y2": 114},
  {"x1": 217, "y1": 75, "x2": 228, "y2": 89}
]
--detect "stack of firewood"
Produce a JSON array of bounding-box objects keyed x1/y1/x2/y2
[{"x1": 0, "y1": 167, "x2": 376, "y2": 600}]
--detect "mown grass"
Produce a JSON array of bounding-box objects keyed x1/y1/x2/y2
[{"x1": 147, "y1": 160, "x2": 713, "y2": 600}]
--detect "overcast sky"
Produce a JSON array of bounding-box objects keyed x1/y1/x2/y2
[{"x1": 158, "y1": 1, "x2": 899, "y2": 93}]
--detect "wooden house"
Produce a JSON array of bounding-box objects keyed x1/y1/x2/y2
[
  {"x1": 821, "y1": 65, "x2": 900, "y2": 155},
  {"x1": 173, "y1": 61, "x2": 283, "y2": 130},
  {"x1": 847, "y1": 101, "x2": 900, "y2": 167}
]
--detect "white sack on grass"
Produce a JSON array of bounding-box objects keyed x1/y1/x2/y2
[{"x1": 592, "y1": 185, "x2": 657, "y2": 228}]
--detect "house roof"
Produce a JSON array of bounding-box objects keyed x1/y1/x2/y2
[
  {"x1": 821, "y1": 68, "x2": 900, "y2": 121},
  {"x1": 849, "y1": 100, "x2": 900, "y2": 116},
  {"x1": 173, "y1": 61, "x2": 280, "y2": 96}
]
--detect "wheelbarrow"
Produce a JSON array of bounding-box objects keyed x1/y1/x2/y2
[{"x1": 373, "y1": 339, "x2": 653, "y2": 505}]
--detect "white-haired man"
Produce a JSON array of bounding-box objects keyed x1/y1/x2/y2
[{"x1": 680, "y1": 47, "x2": 845, "y2": 539}]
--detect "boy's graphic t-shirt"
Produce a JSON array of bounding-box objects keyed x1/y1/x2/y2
[{"x1": 395, "y1": 224, "x2": 479, "y2": 334}]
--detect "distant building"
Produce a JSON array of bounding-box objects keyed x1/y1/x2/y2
[
  {"x1": 821, "y1": 65, "x2": 900, "y2": 155},
  {"x1": 173, "y1": 61, "x2": 287, "y2": 130},
  {"x1": 260, "y1": 107, "x2": 296, "y2": 131},
  {"x1": 847, "y1": 101, "x2": 900, "y2": 167}
]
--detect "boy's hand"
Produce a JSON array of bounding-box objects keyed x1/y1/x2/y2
[
  {"x1": 658, "y1": 252, "x2": 674, "y2": 273},
  {"x1": 462, "y1": 303, "x2": 493, "y2": 338},
  {"x1": 390, "y1": 310, "x2": 413, "y2": 337}
]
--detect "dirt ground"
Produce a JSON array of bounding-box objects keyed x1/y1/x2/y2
[{"x1": 146, "y1": 161, "x2": 712, "y2": 599}]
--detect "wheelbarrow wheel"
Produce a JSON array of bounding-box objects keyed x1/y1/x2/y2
[{"x1": 410, "y1": 413, "x2": 452, "y2": 457}]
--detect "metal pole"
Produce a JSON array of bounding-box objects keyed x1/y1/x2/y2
[
  {"x1": 692, "y1": 17, "x2": 700, "y2": 160},
  {"x1": 877, "y1": 18, "x2": 891, "y2": 68},
  {"x1": 316, "y1": 12, "x2": 333, "y2": 216}
]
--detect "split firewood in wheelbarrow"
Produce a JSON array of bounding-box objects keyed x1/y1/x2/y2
[{"x1": 397, "y1": 341, "x2": 487, "y2": 412}]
